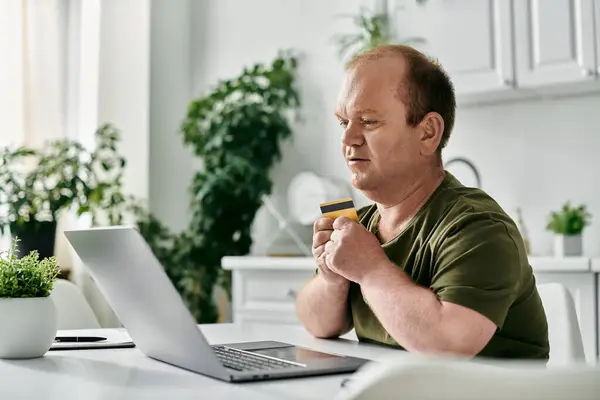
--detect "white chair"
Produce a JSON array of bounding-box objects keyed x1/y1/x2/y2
[
  {"x1": 50, "y1": 279, "x2": 101, "y2": 329},
  {"x1": 335, "y1": 357, "x2": 600, "y2": 400},
  {"x1": 537, "y1": 282, "x2": 586, "y2": 365}
]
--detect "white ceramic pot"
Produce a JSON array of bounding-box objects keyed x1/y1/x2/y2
[
  {"x1": 0, "y1": 296, "x2": 57, "y2": 359},
  {"x1": 553, "y1": 234, "x2": 583, "y2": 257}
]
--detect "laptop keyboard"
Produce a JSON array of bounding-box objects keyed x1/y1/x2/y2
[{"x1": 212, "y1": 345, "x2": 304, "y2": 372}]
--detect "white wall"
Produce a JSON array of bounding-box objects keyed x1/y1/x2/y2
[
  {"x1": 190, "y1": 0, "x2": 372, "y2": 196},
  {"x1": 444, "y1": 94, "x2": 600, "y2": 257},
  {"x1": 149, "y1": 0, "x2": 600, "y2": 258},
  {"x1": 96, "y1": 0, "x2": 150, "y2": 204},
  {"x1": 150, "y1": 0, "x2": 376, "y2": 253},
  {"x1": 149, "y1": 0, "x2": 195, "y2": 232},
  {"x1": 64, "y1": 0, "x2": 151, "y2": 328}
]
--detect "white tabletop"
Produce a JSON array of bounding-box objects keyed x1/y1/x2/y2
[{"x1": 0, "y1": 323, "x2": 411, "y2": 400}]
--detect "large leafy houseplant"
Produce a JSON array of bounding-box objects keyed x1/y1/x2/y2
[
  {"x1": 0, "y1": 124, "x2": 128, "y2": 261},
  {"x1": 134, "y1": 51, "x2": 302, "y2": 323},
  {"x1": 0, "y1": 51, "x2": 301, "y2": 325}
]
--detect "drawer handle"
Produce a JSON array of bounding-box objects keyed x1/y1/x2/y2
[{"x1": 287, "y1": 289, "x2": 298, "y2": 299}]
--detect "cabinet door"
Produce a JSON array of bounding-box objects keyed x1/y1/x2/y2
[
  {"x1": 388, "y1": 0, "x2": 514, "y2": 95},
  {"x1": 513, "y1": 0, "x2": 597, "y2": 87}
]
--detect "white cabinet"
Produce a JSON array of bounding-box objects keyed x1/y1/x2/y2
[
  {"x1": 513, "y1": 0, "x2": 597, "y2": 87},
  {"x1": 387, "y1": 0, "x2": 600, "y2": 104},
  {"x1": 222, "y1": 257, "x2": 315, "y2": 327},
  {"x1": 388, "y1": 0, "x2": 515, "y2": 95}
]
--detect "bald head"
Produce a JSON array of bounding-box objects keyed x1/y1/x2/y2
[{"x1": 346, "y1": 45, "x2": 456, "y2": 153}]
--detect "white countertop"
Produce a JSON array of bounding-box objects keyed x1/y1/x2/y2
[
  {"x1": 0, "y1": 323, "x2": 417, "y2": 400},
  {"x1": 528, "y1": 257, "x2": 591, "y2": 273},
  {"x1": 222, "y1": 256, "x2": 316, "y2": 270},
  {"x1": 222, "y1": 256, "x2": 594, "y2": 273}
]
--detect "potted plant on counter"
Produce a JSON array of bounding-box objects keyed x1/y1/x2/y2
[
  {"x1": 546, "y1": 202, "x2": 592, "y2": 257},
  {"x1": 0, "y1": 238, "x2": 60, "y2": 359}
]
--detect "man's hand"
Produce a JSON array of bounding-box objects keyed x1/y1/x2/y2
[
  {"x1": 323, "y1": 216, "x2": 389, "y2": 283},
  {"x1": 312, "y1": 217, "x2": 348, "y2": 286},
  {"x1": 296, "y1": 217, "x2": 355, "y2": 339}
]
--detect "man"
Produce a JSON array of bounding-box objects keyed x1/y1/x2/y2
[{"x1": 295, "y1": 45, "x2": 549, "y2": 360}]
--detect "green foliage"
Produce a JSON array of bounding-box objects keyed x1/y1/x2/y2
[
  {"x1": 133, "y1": 51, "x2": 301, "y2": 323},
  {"x1": 546, "y1": 202, "x2": 592, "y2": 235},
  {"x1": 335, "y1": 8, "x2": 394, "y2": 63},
  {"x1": 0, "y1": 124, "x2": 129, "y2": 235},
  {"x1": 0, "y1": 51, "x2": 300, "y2": 320},
  {"x1": 334, "y1": 4, "x2": 428, "y2": 64},
  {"x1": 0, "y1": 238, "x2": 59, "y2": 298}
]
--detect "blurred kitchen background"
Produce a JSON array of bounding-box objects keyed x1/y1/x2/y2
[
  {"x1": 1, "y1": 0, "x2": 599, "y2": 364},
  {"x1": 150, "y1": 0, "x2": 600, "y2": 259}
]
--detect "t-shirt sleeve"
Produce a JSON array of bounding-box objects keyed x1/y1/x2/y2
[{"x1": 430, "y1": 212, "x2": 524, "y2": 329}]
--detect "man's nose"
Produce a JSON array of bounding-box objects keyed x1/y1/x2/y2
[{"x1": 341, "y1": 123, "x2": 364, "y2": 147}]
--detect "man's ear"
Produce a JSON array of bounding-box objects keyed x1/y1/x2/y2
[{"x1": 419, "y1": 112, "x2": 444, "y2": 155}]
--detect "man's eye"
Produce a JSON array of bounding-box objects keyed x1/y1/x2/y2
[
  {"x1": 338, "y1": 120, "x2": 348, "y2": 127},
  {"x1": 362, "y1": 119, "x2": 376, "y2": 125}
]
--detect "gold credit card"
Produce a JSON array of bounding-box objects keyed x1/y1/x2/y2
[{"x1": 320, "y1": 197, "x2": 359, "y2": 222}]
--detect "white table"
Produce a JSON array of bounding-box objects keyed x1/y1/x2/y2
[{"x1": 0, "y1": 323, "x2": 411, "y2": 399}]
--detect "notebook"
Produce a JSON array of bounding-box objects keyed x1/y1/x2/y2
[{"x1": 50, "y1": 328, "x2": 135, "y2": 351}]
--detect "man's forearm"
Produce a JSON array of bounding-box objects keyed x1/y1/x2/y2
[
  {"x1": 295, "y1": 275, "x2": 353, "y2": 338},
  {"x1": 359, "y1": 261, "x2": 449, "y2": 354}
]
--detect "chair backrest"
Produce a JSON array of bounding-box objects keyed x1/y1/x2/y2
[
  {"x1": 335, "y1": 357, "x2": 600, "y2": 400},
  {"x1": 536, "y1": 282, "x2": 586, "y2": 365},
  {"x1": 50, "y1": 279, "x2": 101, "y2": 329}
]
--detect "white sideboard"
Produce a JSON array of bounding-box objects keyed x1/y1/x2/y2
[
  {"x1": 221, "y1": 257, "x2": 315, "y2": 327},
  {"x1": 222, "y1": 256, "x2": 599, "y2": 364}
]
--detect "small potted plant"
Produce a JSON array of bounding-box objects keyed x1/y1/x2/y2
[
  {"x1": 546, "y1": 202, "x2": 592, "y2": 257},
  {"x1": 0, "y1": 238, "x2": 60, "y2": 359}
]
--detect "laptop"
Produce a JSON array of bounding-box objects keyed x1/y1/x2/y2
[{"x1": 63, "y1": 226, "x2": 369, "y2": 382}]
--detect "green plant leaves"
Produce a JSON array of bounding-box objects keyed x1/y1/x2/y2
[
  {"x1": 333, "y1": 5, "x2": 427, "y2": 65},
  {"x1": 0, "y1": 238, "x2": 59, "y2": 298},
  {"x1": 0, "y1": 52, "x2": 301, "y2": 322},
  {"x1": 0, "y1": 123, "x2": 131, "y2": 229},
  {"x1": 546, "y1": 202, "x2": 592, "y2": 235},
  {"x1": 127, "y1": 51, "x2": 302, "y2": 323}
]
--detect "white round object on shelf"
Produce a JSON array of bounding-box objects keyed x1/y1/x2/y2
[{"x1": 287, "y1": 171, "x2": 351, "y2": 225}]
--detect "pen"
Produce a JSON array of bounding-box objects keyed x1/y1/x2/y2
[{"x1": 54, "y1": 336, "x2": 107, "y2": 343}]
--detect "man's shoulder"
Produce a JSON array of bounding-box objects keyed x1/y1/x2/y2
[
  {"x1": 440, "y1": 192, "x2": 516, "y2": 232},
  {"x1": 426, "y1": 179, "x2": 522, "y2": 248},
  {"x1": 430, "y1": 173, "x2": 514, "y2": 226}
]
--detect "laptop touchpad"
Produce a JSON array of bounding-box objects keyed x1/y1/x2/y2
[
  {"x1": 223, "y1": 340, "x2": 341, "y2": 362},
  {"x1": 250, "y1": 346, "x2": 340, "y2": 362}
]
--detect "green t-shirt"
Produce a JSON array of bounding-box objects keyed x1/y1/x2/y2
[{"x1": 350, "y1": 172, "x2": 550, "y2": 360}]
